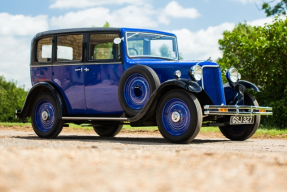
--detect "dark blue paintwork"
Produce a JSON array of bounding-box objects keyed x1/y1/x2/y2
[
  {"x1": 84, "y1": 63, "x2": 124, "y2": 114},
  {"x1": 162, "y1": 98, "x2": 191, "y2": 136},
  {"x1": 202, "y1": 67, "x2": 225, "y2": 105},
  {"x1": 30, "y1": 67, "x2": 52, "y2": 86},
  {"x1": 52, "y1": 65, "x2": 86, "y2": 114},
  {"x1": 35, "y1": 99, "x2": 55, "y2": 132}
]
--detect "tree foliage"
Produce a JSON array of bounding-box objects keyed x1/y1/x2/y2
[
  {"x1": 262, "y1": 0, "x2": 287, "y2": 16},
  {"x1": 0, "y1": 76, "x2": 27, "y2": 122},
  {"x1": 217, "y1": 17, "x2": 287, "y2": 127}
]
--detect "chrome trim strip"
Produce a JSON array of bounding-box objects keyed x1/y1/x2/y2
[
  {"x1": 201, "y1": 65, "x2": 220, "y2": 89},
  {"x1": 30, "y1": 65, "x2": 52, "y2": 67},
  {"x1": 53, "y1": 63, "x2": 83, "y2": 66},
  {"x1": 204, "y1": 105, "x2": 273, "y2": 116},
  {"x1": 85, "y1": 62, "x2": 122, "y2": 65},
  {"x1": 204, "y1": 105, "x2": 272, "y2": 110},
  {"x1": 31, "y1": 62, "x2": 122, "y2": 67},
  {"x1": 62, "y1": 117, "x2": 128, "y2": 121}
]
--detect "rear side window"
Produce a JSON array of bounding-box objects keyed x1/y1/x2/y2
[
  {"x1": 37, "y1": 37, "x2": 52, "y2": 62},
  {"x1": 89, "y1": 34, "x2": 121, "y2": 61},
  {"x1": 56, "y1": 35, "x2": 83, "y2": 61}
]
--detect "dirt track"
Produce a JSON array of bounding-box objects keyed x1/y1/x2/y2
[{"x1": 0, "y1": 128, "x2": 287, "y2": 192}]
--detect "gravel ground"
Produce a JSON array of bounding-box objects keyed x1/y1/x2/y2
[{"x1": 0, "y1": 128, "x2": 287, "y2": 192}]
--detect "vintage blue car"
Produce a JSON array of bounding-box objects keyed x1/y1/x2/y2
[{"x1": 16, "y1": 27, "x2": 272, "y2": 143}]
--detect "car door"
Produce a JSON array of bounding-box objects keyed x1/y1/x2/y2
[
  {"x1": 52, "y1": 34, "x2": 86, "y2": 114},
  {"x1": 84, "y1": 33, "x2": 124, "y2": 115}
]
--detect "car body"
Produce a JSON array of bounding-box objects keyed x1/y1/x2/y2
[{"x1": 16, "y1": 27, "x2": 272, "y2": 143}]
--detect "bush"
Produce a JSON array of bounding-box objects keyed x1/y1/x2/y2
[
  {"x1": 217, "y1": 17, "x2": 287, "y2": 128},
  {"x1": 0, "y1": 76, "x2": 27, "y2": 122}
]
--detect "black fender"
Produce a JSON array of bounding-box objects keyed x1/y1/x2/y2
[
  {"x1": 223, "y1": 80, "x2": 260, "y2": 105},
  {"x1": 17, "y1": 82, "x2": 65, "y2": 120},
  {"x1": 128, "y1": 78, "x2": 213, "y2": 122},
  {"x1": 238, "y1": 80, "x2": 260, "y2": 92}
]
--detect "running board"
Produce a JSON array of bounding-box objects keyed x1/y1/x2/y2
[{"x1": 62, "y1": 117, "x2": 128, "y2": 121}]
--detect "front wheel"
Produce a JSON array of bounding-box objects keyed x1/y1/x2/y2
[
  {"x1": 219, "y1": 92, "x2": 261, "y2": 141},
  {"x1": 31, "y1": 93, "x2": 64, "y2": 138},
  {"x1": 156, "y1": 89, "x2": 202, "y2": 144},
  {"x1": 93, "y1": 122, "x2": 123, "y2": 137}
]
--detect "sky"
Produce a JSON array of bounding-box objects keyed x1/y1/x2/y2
[{"x1": 0, "y1": 0, "x2": 280, "y2": 89}]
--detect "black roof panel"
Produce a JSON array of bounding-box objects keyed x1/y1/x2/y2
[{"x1": 34, "y1": 27, "x2": 121, "y2": 39}]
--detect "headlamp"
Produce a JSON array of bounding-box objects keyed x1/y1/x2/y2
[
  {"x1": 189, "y1": 65, "x2": 203, "y2": 81},
  {"x1": 226, "y1": 67, "x2": 241, "y2": 83}
]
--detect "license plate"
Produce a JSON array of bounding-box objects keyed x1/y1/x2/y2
[{"x1": 230, "y1": 116, "x2": 254, "y2": 125}]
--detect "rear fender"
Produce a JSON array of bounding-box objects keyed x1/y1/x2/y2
[{"x1": 17, "y1": 82, "x2": 65, "y2": 120}]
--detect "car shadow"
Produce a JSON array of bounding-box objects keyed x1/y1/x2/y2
[{"x1": 14, "y1": 134, "x2": 233, "y2": 145}]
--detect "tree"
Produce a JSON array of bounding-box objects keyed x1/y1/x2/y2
[
  {"x1": 0, "y1": 76, "x2": 27, "y2": 122},
  {"x1": 159, "y1": 44, "x2": 171, "y2": 58},
  {"x1": 92, "y1": 21, "x2": 110, "y2": 28},
  {"x1": 262, "y1": 0, "x2": 287, "y2": 16},
  {"x1": 217, "y1": 17, "x2": 287, "y2": 128}
]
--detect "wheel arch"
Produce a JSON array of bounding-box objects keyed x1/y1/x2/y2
[
  {"x1": 128, "y1": 79, "x2": 213, "y2": 123},
  {"x1": 18, "y1": 82, "x2": 67, "y2": 120}
]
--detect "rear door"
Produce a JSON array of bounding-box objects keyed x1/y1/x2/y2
[
  {"x1": 84, "y1": 33, "x2": 124, "y2": 115},
  {"x1": 52, "y1": 34, "x2": 86, "y2": 114}
]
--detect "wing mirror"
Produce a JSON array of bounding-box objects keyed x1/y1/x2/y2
[{"x1": 113, "y1": 38, "x2": 122, "y2": 44}]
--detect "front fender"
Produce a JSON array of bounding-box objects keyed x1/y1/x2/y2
[
  {"x1": 17, "y1": 82, "x2": 65, "y2": 120},
  {"x1": 238, "y1": 80, "x2": 260, "y2": 92},
  {"x1": 224, "y1": 80, "x2": 260, "y2": 105},
  {"x1": 128, "y1": 78, "x2": 212, "y2": 122}
]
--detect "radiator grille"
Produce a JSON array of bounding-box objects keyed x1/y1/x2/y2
[{"x1": 202, "y1": 67, "x2": 225, "y2": 105}]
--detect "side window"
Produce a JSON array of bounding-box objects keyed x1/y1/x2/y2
[
  {"x1": 57, "y1": 35, "x2": 83, "y2": 61},
  {"x1": 37, "y1": 37, "x2": 52, "y2": 62},
  {"x1": 89, "y1": 34, "x2": 121, "y2": 61}
]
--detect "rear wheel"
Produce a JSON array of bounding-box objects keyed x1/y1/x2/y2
[
  {"x1": 219, "y1": 92, "x2": 260, "y2": 141},
  {"x1": 156, "y1": 89, "x2": 202, "y2": 144},
  {"x1": 31, "y1": 93, "x2": 64, "y2": 138},
  {"x1": 93, "y1": 122, "x2": 123, "y2": 137}
]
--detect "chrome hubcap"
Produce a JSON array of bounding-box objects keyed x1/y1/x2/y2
[
  {"x1": 41, "y1": 111, "x2": 49, "y2": 121},
  {"x1": 171, "y1": 111, "x2": 181, "y2": 122}
]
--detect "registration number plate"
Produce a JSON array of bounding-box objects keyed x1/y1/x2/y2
[{"x1": 230, "y1": 116, "x2": 254, "y2": 125}]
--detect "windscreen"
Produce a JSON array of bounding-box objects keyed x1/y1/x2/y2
[{"x1": 126, "y1": 32, "x2": 178, "y2": 60}]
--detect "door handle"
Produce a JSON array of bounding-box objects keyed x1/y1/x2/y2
[
  {"x1": 84, "y1": 68, "x2": 89, "y2": 72},
  {"x1": 75, "y1": 68, "x2": 82, "y2": 72}
]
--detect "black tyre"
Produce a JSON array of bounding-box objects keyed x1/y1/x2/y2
[
  {"x1": 219, "y1": 92, "x2": 261, "y2": 141},
  {"x1": 93, "y1": 122, "x2": 123, "y2": 137},
  {"x1": 156, "y1": 89, "x2": 202, "y2": 144},
  {"x1": 31, "y1": 93, "x2": 64, "y2": 138},
  {"x1": 118, "y1": 65, "x2": 160, "y2": 117}
]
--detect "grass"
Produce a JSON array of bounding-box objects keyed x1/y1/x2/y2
[{"x1": 1, "y1": 122, "x2": 287, "y2": 138}]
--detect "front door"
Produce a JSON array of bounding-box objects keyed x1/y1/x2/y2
[
  {"x1": 84, "y1": 33, "x2": 124, "y2": 115},
  {"x1": 52, "y1": 34, "x2": 86, "y2": 114}
]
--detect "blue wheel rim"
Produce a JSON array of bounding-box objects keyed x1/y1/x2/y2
[
  {"x1": 35, "y1": 100, "x2": 55, "y2": 132},
  {"x1": 123, "y1": 73, "x2": 150, "y2": 110},
  {"x1": 162, "y1": 98, "x2": 191, "y2": 136}
]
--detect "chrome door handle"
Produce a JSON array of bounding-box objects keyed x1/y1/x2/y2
[
  {"x1": 84, "y1": 68, "x2": 89, "y2": 72},
  {"x1": 75, "y1": 68, "x2": 82, "y2": 72}
]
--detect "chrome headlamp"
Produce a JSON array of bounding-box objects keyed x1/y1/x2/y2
[
  {"x1": 226, "y1": 67, "x2": 241, "y2": 83},
  {"x1": 189, "y1": 65, "x2": 203, "y2": 81}
]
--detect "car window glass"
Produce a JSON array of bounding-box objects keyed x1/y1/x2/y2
[
  {"x1": 37, "y1": 37, "x2": 52, "y2": 62},
  {"x1": 89, "y1": 34, "x2": 121, "y2": 61},
  {"x1": 127, "y1": 40, "x2": 143, "y2": 56},
  {"x1": 57, "y1": 35, "x2": 82, "y2": 61}
]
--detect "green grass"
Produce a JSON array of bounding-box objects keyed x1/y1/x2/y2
[{"x1": 1, "y1": 122, "x2": 287, "y2": 137}]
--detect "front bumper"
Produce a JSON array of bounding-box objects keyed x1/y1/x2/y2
[{"x1": 204, "y1": 105, "x2": 272, "y2": 116}]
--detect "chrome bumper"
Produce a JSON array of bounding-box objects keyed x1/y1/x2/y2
[{"x1": 204, "y1": 105, "x2": 272, "y2": 116}]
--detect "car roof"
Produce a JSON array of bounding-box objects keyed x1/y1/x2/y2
[{"x1": 34, "y1": 27, "x2": 176, "y2": 40}]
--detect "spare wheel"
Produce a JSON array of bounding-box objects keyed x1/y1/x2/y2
[{"x1": 118, "y1": 65, "x2": 160, "y2": 117}]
